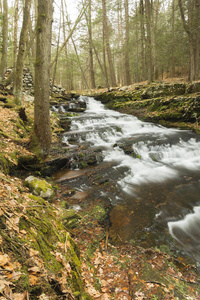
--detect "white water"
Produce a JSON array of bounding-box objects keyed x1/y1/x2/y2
[
  {"x1": 63, "y1": 97, "x2": 200, "y2": 190},
  {"x1": 62, "y1": 96, "x2": 200, "y2": 259}
]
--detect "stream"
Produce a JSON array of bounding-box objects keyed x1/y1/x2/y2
[{"x1": 55, "y1": 96, "x2": 200, "y2": 265}]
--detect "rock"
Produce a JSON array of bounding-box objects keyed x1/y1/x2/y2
[
  {"x1": 24, "y1": 176, "x2": 55, "y2": 200},
  {"x1": 186, "y1": 81, "x2": 200, "y2": 94},
  {"x1": 61, "y1": 209, "x2": 81, "y2": 229},
  {"x1": 141, "y1": 83, "x2": 186, "y2": 99}
]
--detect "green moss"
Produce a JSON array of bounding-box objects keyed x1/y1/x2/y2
[
  {"x1": 0, "y1": 153, "x2": 12, "y2": 174},
  {"x1": 24, "y1": 176, "x2": 55, "y2": 200},
  {"x1": 91, "y1": 205, "x2": 107, "y2": 222},
  {"x1": 61, "y1": 209, "x2": 81, "y2": 229}
]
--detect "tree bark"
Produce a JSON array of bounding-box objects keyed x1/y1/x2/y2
[
  {"x1": 152, "y1": 0, "x2": 159, "y2": 80},
  {"x1": 171, "y1": 0, "x2": 175, "y2": 77},
  {"x1": 145, "y1": 0, "x2": 153, "y2": 82},
  {"x1": 13, "y1": 0, "x2": 31, "y2": 105},
  {"x1": 34, "y1": 0, "x2": 53, "y2": 157},
  {"x1": 0, "y1": 0, "x2": 8, "y2": 82},
  {"x1": 13, "y1": 0, "x2": 19, "y2": 70},
  {"x1": 102, "y1": 0, "x2": 116, "y2": 87},
  {"x1": 124, "y1": 0, "x2": 131, "y2": 85},
  {"x1": 139, "y1": 0, "x2": 146, "y2": 81},
  {"x1": 178, "y1": 0, "x2": 200, "y2": 80},
  {"x1": 88, "y1": 0, "x2": 96, "y2": 89}
]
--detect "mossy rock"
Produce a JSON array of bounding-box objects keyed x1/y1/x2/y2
[
  {"x1": 18, "y1": 155, "x2": 39, "y2": 169},
  {"x1": 61, "y1": 209, "x2": 81, "y2": 229},
  {"x1": 186, "y1": 81, "x2": 200, "y2": 94},
  {"x1": 91, "y1": 205, "x2": 107, "y2": 223},
  {"x1": 24, "y1": 176, "x2": 55, "y2": 200},
  {"x1": 141, "y1": 83, "x2": 186, "y2": 99}
]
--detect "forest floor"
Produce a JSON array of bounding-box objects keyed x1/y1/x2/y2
[{"x1": 1, "y1": 84, "x2": 200, "y2": 299}]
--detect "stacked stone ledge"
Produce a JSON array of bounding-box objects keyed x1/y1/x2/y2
[{"x1": 3, "y1": 67, "x2": 66, "y2": 96}]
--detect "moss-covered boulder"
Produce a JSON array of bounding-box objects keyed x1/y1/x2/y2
[
  {"x1": 141, "y1": 83, "x2": 186, "y2": 99},
  {"x1": 186, "y1": 81, "x2": 200, "y2": 94},
  {"x1": 24, "y1": 176, "x2": 55, "y2": 200},
  {"x1": 61, "y1": 209, "x2": 81, "y2": 229}
]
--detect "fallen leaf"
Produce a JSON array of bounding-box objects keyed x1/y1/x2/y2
[
  {"x1": 29, "y1": 274, "x2": 38, "y2": 285},
  {"x1": 28, "y1": 266, "x2": 41, "y2": 274},
  {"x1": 0, "y1": 254, "x2": 9, "y2": 267}
]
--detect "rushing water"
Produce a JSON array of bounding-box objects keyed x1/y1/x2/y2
[{"x1": 61, "y1": 96, "x2": 200, "y2": 263}]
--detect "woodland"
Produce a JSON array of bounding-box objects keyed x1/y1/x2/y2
[{"x1": 1, "y1": 0, "x2": 200, "y2": 299}]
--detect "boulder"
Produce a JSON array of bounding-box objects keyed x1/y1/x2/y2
[
  {"x1": 186, "y1": 81, "x2": 200, "y2": 94},
  {"x1": 24, "y1": 176, "x2": 55, "y2": 200},
  {"x1": 142, "y1": 83, "x2": 186, "y2": 99}
]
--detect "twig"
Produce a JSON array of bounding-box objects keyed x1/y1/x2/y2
[
  {"x1": 105, "y1": 230, "x2": 108, "y2": 250},
  {"x1": 117, "y1": 233, "x2": 122, "y2": 242},
  {"x1": 0, "y1": 269, "x2": 13, "y2": 273},
  {"x1": 145, "y1": 280, "x2": 166, "y2": 287}
]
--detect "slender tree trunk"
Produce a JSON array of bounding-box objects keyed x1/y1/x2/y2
[
  {"x1": 88, "y1": 0, "x2": 96, "y2": 88},
  {"x1": 103, "y1": 27, "x2": 109, "y2": 87},
  {"x1": 102, "y1": 0, "x2": 116, "y2": 86},
  {"x1": 13, "y1": 0, "x2": 19, "y2": 70},
  {"x1": 51, "y1": 9, "x2": 61, "y2": 95},
  {"x1": 171, "y1": 0, "x2": 175, "y2": 77},
  {"x1": 124, "y1": 0, "x2": 131, "y2": 85},
  {"x1": 34, "y1": 0, "x2": 53, "y2": 157},
  {"x1": 13, "y1": 0, "x2": 32, "y2": 105},
  {"x1": 139, "y1": 0, "x2": 146, "y2": 81},
  {"x1": 116, "y1": 0, "x2": 123, "y2": 85},
  {"x1": 145, "y1": 0, "x2": 153, "y2": 82},
  {"x1": 152, "y1": 0, "x2": 159, "y2": 80},
  {"x1": 84, "y1": 6, "x2": 108, "y2": 87},
  {"x1": 178, "y1": 0, "x2": 200, "y2": 81},
  {"x1": 0, "y1": 0, "x2": 8, "y2": 82},
  {"x1": 50, "y1": 5, "x2": 88, "y2": 69}
]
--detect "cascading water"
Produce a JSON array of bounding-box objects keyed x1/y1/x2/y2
[{"x1": 61, "y1": 96, "x2": 200, "y2": 263}]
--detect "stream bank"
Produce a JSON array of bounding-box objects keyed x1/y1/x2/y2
[{"x1": 89, "y1": 80, "x2": 200, "y2": 133}]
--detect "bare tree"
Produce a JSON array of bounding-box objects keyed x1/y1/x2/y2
[
  {"x1": 124, "y1": 0, "x2": 131, "y2": 85},
  {"x1": 88, "y1": 0, "x2": 96, "y2": 88},
  {"x1": 0, "y1": 0, "x2": 8, "y2": 82},
  {"x1": 34, "y1": 0, "x2": 53, "y2": 157},
  {"x1": 13, "y1": 0, "x2": 32, "y2": 105},
  {"x1": 178, "y1": 0, "x2": 200, "y2": 80},
  {"x1": 102, "y1": 0, "x2": 116, "y2": 87},
  {"x1": 145, "y1": 0, "x2": 153, "y2": 81},
  {"x1": 13, "y1": 0, "x2": 19, "y2": 70}
]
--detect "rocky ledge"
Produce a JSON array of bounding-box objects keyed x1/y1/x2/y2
[{"x1": 90, "y1": 81, "x2": 200, "y2": 133}]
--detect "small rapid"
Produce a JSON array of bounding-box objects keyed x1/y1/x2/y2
[{"x1": 61, "y1": 96, "x2": 200, "y2": 263}]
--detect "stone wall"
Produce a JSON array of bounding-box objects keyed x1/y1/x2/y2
[{"x1": 3, "y1": 67, "x2": 66, "y2": 96}]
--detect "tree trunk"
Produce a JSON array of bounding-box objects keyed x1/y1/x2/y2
[
  {"x1": 34, "y1": 0, "x2": 53, "y2": 157},
  {"x1": 178, "y1": 0, "x2": 200, "y2": 81},
  {"x1": 88, "y1": 0, "x2": 96, "y2": 88},
  {"x1": 153, "y1": 0, "x2": 159, "y2": 80},
  {"x1": 102, "y1": 0, "x2": 116, "y2": 87},
  {"x1": 171, "y1": 0, "x2": 175, "y2": 77},
  {"x1": 13, "y1": 0, "x2": 19, "y2": 70},
  {"x1": 124, "y1": 0, "x2": 131, "y2": 85},
  {"x1": 139, "y1": 0, "x2": 146, "y2": 81},
  {"x1": 13, "y1": 0, "x2": 31, "y2": 105},
  {"x1": 145, "y1": 0, "x2": 153, "y2": 82},
  {"x1": 0, "y1": 0, "x2": 8, "y2": 82},
  {"x1": 50, "y1": 5, "x2": 87, "y2": 69}
]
